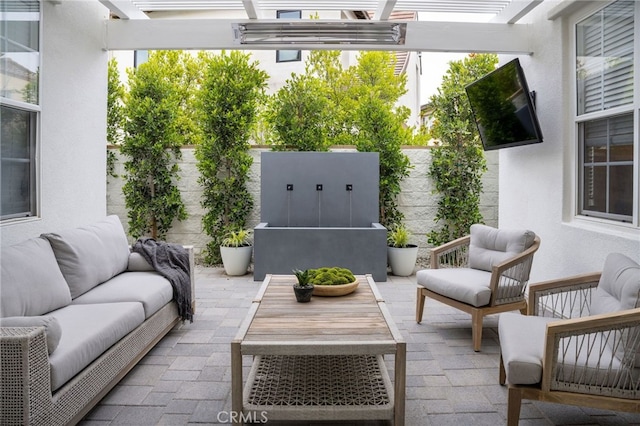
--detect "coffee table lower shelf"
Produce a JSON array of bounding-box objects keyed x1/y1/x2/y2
[{"x1": 243, "y1": 354, "x2": 395, "y2": 422}]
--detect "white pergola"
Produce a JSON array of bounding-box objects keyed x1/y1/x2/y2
[{"x1": 96, "y1": 0, "x2": 575, "y2": 54}]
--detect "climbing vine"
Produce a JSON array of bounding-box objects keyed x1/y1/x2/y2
[
  {"x1": 121, "y1": 51, "x2": 197, "y2": 239},
  {"x1": 427, "y1": 53, "x2": 497, "y2": 246}
]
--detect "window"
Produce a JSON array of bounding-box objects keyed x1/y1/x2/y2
[
  {"x1": 1, "y1": 1, "x2": 40, "y2": 220},
  {"x1": 576, "y1": 0, "x2": 635, "y2": 223},
  {"x1": 276, "y1": 10, "x2": 301, "y2": 63},
  {"x1": 134, "y1": 50, "x2": 148, "y2": 67}
]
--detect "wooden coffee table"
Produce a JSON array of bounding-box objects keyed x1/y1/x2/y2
[{"x1": 231, "y1": 274, "x2": 406, "y2": 425}]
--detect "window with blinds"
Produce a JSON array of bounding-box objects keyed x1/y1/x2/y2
[
  {"x1": 576, "y1": 0, "x2": 634, "y2": 115},
  {"x1": 575, "y1": 0, "x2": 635, "y2": 223},
  {"x1": 1, "y1": 1, "x2": 40, "y2": 220}
]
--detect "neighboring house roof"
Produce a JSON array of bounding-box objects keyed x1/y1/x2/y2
[{"x1": 366, "y1": 10, "x2": 417, "y2": 75}]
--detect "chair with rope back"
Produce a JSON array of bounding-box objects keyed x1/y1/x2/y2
[
  {"x1": 498, "y1": 252, "x2": 640, "y2": 425},
  {"x1": 416, "y1": 224, "x2": 540, "y2": 351}
]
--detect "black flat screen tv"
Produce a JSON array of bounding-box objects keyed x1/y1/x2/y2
[{"x1": 465, "y1": 58, "x2": 543, "y2": 151}]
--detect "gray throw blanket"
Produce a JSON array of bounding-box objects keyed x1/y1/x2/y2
[{"x1": 132, "y1": 237, "x2": 193, "y2": 323}]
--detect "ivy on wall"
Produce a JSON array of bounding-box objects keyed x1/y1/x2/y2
[
  {"x1": 427, "y1": 53, "x2": 498, "y2": 246},
  {"x1": 121, "y1": 51, "x2": 198, "y2": 239}
]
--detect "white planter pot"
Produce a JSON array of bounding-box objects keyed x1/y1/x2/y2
[
  {"x1": 220, "y1": 245, "x2": 253, "y2": 276},
  {"x1": 387, "y1": 245, "x2": 419, "y2": 277}
]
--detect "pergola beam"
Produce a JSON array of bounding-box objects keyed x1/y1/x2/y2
[
  {"x1": 490, "y1": 0, "x2": 543, "y2": 24},
  {"x1": 241, "y1": 0, "x2": 262, "y2": 19},
  {"x1": 375, "y1": 0, "x2": 397, "y2": 20},
  {"x1": 99, "y1": 0, "x2": 149, "y2": 19},
  {"x1": 105, "y1": 18, "x2": 534, "y2": 54}
]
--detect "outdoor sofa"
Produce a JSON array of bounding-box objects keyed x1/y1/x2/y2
[{"x1": 0, "y1": 216, "x2": 195, "y2": 425}]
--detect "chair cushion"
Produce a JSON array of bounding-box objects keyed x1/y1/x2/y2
[
  {"x1": 47, "y1": 302, "x2": 145, "y2": 391},
  {"x1": 417, "y1": 268, "x2": 492, "y2": 307},
  {"x1": 591, "y1": 253, "x2": 640, "y2": 315},
  {"x1": 499, "y1": 312, "x2": 556, "y2": 385},
  {"x1": 468, "y1": 224, "x2": 536, "y2": 273},
  {"x1": 0, "y1": 315, "x2": 62, "y2": 354},
  {"x1": 42, "y1": 216, "x2": 131, "y2": 299},
  {"x1": 499, "y1": 312, "x2": 626, "y2": 387},
  {"x1": 0, "y1": 237, "x2": 72, "y2": 317},
  {"x1": 71, "y1": 271, "x2": 173, "y2": 318},
  {"x1": 590, "y1": 253, "x2": 640, "y2": 365}
]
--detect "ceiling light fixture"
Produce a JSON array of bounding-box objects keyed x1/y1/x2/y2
[{"x1": 232, "y1": 21, "x2": 407, "y2": 45}]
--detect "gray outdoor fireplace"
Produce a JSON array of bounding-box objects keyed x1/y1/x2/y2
[{"x1": 253, "y1": 152, "x2": 387, "y2": 281}]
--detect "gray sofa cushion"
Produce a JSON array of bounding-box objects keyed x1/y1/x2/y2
[
  {"x1": 469, "y1": 224, "x2": 536, "y2": 273},
  {"x1": 127, "y1": 252, "x2": 155, "y2": 272},
  {"x1": 0, "y1": 237, "x2": 72, "y2": 317},
  {"x1": 71, "y1": 272, "x2": 173, "y2": 318},
  {"x1": 42, "y1": 216, "x2": 130, "y2": 299},
  {"x1": 416, "y1": 268, "x2": 492, "y2": 307},
  {"x1": 47, "y1": 302, "x2": 145, "y2": 391},
  {"x1": 0, "y1": 315, "x2": 62, "y2": 354}
]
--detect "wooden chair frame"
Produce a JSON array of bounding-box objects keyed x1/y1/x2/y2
[
  {"x1": 416, "y1": 235, "x2": 541, "y2": 351},
  {"x1": 500, "y1": 273, "x2": 640, "y2": 425}
]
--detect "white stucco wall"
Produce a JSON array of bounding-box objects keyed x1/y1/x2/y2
[
  {"x1": 498, "y1": 2, "x2": 640, "y2": 282},
  {"x1": 0, "y1": 2, "x2": 109, "y2": 246}
]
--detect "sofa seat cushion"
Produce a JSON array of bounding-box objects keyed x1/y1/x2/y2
[
  {"x1": 71, "y1": 272, "x2": 173, "y2": 319},
  {"x1": 1, "y1": 237, "x2": 72, "y2": 317},
  {"x1": 48, "y1": 302, "x2": 145, "y2": 391},
  {"x1": 417, "y1": 268, "x2": 492, "y2": 307},
  {"x1": 41, "y1": 216, "x2": 131, "y2": 299}
]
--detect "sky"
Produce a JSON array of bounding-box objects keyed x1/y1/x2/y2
[{"x1": 419, "y1": 52, "x2": 470, "y2": 104}]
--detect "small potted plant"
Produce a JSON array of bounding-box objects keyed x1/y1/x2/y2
[
  {"x1": 220, "y1": 227, "x2": 253, "y2": 276},
  {"x1": 387, "y1": 224, "x2": 419, "y2": 277},
  {"x1": 292, "y1": 269, "x2": 314, "y2": 303}
]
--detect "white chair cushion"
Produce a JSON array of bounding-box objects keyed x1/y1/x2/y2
[
  {"x1": 468, "y1": 224, "x2": 536, "y2": 273},
  {"x1": 42, "y1": 216, "x2": 131, "y2": 299},
  {"x1": 590, "y1": 253, "x2": 640, "y2": 365},
  {"x1": 417, "y1": 268, "x2": 492, "y2": 307},
  {"x1": 0, "y1": 237, "x2": 72, "y2": 317},
  {"x1": 499, "y1": 312, "x2": 557, "y2": 385},
  {"x1": 500, "y1": 312, "x2": 628, "y2": 388}
]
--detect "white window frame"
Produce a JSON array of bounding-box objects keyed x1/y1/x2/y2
[
  {"x1": 0, "y1": 3, "x2": 41, "y2": 222},
  {"x1": 572, "y1": 0, "x2": 640, "y2": 229}
]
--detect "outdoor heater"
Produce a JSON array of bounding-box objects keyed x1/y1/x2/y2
[{"x1": 232, "y1": 21, "x2": 407, "y2": 45}]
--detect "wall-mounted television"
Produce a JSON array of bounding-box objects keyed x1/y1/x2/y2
[{"x1": 465, "y1": 58, "x2": 543, "y2": 151}]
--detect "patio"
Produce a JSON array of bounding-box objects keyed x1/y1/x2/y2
[{"x1": 79, "y1": 267, "x2": 640, "y2": 425}]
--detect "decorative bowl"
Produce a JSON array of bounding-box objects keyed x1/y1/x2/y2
[{"x1": 312, "y1": 279, "x2": 359, "y2": 297}]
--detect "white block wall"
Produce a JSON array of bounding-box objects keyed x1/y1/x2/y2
[{"x1": 107, "y1": 147, "x2": 498, "y2": 261}]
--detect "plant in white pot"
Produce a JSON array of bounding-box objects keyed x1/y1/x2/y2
[
  {"x1": 220, "y1": 227, "x2": 253, "y2": 276},
  {"x1": 387, "y1": 224, "x2": 419, "y2": 277}
]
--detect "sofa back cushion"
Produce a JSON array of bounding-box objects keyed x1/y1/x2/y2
[
  {"x1": 468, "y1": 224, "x2": 536, "y2": 273},
  {"x1": 41, "y1": 216, "x2": 130, "y2": 299},
  {"x1": 1, "y1": 237, "x2": 72, "y2": 317}
]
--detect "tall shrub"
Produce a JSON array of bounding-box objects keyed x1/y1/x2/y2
[
  {"x1": 427, "y1": 53, "x2": 498, "y2": 246},
  {"x1": 264, "y1": 73, "x2": 331, "y2": 151},
  {"x1": 196, "y1": 51, "x2": 268, "y2": 264},
  {"x1": 121, "y1": 51, "x2": 196, "y2": 239}
]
